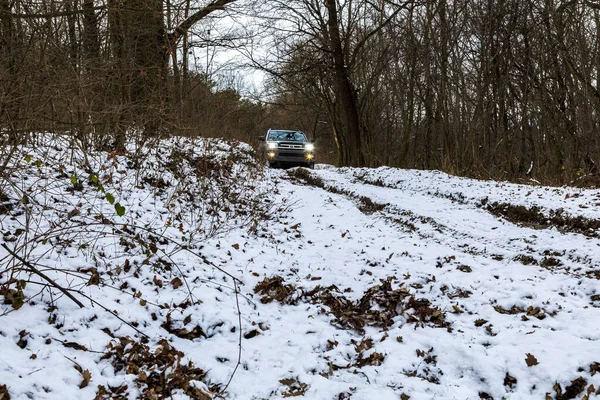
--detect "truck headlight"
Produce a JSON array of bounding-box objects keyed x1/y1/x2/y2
[
  {"x1": 267, "y1": 142, "x2": 278, "y2": 149},
  {"x1": 305, "y1": 143, "x2": 314, "y2": 151}
]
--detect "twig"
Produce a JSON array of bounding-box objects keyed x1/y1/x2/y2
[
  {"x1": 215, "y1": 279, "x2": 243, "y2": 398},
  {"x1": 2, "y1": 243, "x2": 85, "y2": 308},
  {"x1": 74, "y1": 290, "x2": 151, "y2": 339},
  {"x1": 63, "y1": 354, "x2": 83, "y2": 370}
]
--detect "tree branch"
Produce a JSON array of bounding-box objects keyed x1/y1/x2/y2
[
  {"x1": 170, "y1": 0, "x2": 236, "y2": 45},
  {"x1": 0, "y1": 6, "x2": 105, "y2": 19},
  {"x1": 348, "y1": 1, "x2": 414, "y2": 68},
  {"x1": 2, "y1": 243, "x2": 85, "y2": 308}
]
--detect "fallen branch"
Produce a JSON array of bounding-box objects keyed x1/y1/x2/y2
[{"x1": 2, "y1": 243, "x2": 85, "y2": 308}]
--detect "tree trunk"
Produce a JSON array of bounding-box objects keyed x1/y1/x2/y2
[
  {"x1": 83, "y1": 0, "x2": 100, "y2": 62},
  {"x1": 325, "y1": 0, "x2": 366, "y2": 167},
  {"x1": 124, "y1": 0, "x2": 167, "y2": 135},
  {"x1": 0, "y1": 0, "x2": 17, "y2": 137}
]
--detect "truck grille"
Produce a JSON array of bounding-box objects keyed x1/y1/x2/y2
[
  {"x1": 279, "y1": 151, "x2": 305, "y2": 158},
  {"x1": 279, "y1": 144, "x2": 304, "y2": 149}
]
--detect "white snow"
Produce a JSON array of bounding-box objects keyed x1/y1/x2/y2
[{"x1": 1, "y1": 135, "x2": 599, "y2": 399}]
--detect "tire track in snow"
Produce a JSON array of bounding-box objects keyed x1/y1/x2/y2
[
  {"x1": 275, "y1": 166, "x2": 600, "y2": 399},
  {"x1": 307, "y1": 167, "x2": 600, "y2": 280}
]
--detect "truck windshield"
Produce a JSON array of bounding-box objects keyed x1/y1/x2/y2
[{"x1": 267, "y1": 130, "x2": 307, "y2": 142}]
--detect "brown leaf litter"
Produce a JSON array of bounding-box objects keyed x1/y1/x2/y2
[
  {"x1": 161, "y1": 312, "x2": 207, "y2": 340},
  {"x1": 254, "y1": 275, "x2": 450, "y2": 333},
  {"x1": 97, "y1": 336, "x2": 213, "y2": 399}
]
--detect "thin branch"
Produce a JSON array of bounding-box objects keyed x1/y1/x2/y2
[
  {"x1": 170, "y1": 0, "x2": 237, "y2": 45},
  {"x1": 348, "y1": 1, "x2": 413, "y2": 68},
  {"x1": 215, "y1": 279, "x2": 243, "y2": 398},
  {"x1": 0, "y1": 6, "x2": 105, "y2": 19},
  {"x1": 75, "y1": 290, "x2": 151, "y2": 339},
  {"x1": 2, "y1": 243, "x2": 85, "y2": 308}
]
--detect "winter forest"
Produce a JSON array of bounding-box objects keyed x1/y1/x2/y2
[
  {"x1": 2, "y1": 1, "x2": 600, "y2": 400},
  {"x1": 3, "y1": 0, "x2": 600, "y2": 183}
]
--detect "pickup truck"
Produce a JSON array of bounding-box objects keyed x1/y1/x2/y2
[{"x1": 259, "y1": 129, "x2": 315, "y2": 169}]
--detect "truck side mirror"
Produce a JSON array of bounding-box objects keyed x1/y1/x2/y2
[
  {"x1": 258, "y1": 136, "x2": 265, "y2": 142},
  {"x1": 309, "y1": 138, "x2": 315, "y2": 143}
]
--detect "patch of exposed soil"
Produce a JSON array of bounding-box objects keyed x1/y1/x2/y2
[
  {"x1": 514, "y1": 254, "x2": 538, "y2": 265},
  {"x1": 354, "y1": 171, "x2": 600, "y2": 240},
  {"x1": 287, "y1": 168, "x2": 327, "y2": 189},
  {"x1": 485, "y1": 202, "x2": 600, "y2": 238},
  {"x1": 0, "y1": 191, "x2": 13, "y2": 215}
]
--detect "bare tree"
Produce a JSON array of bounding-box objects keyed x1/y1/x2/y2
[
  {"x1": 260, "y1": 0, "x2": 600, "y2": 184},
  {"x1": 252, "y1": 0, "x2": 411, "y2": 167}
]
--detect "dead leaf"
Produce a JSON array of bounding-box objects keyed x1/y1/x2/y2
[
  {"x1": 457, "y1": 265, "x2": 472, "y2": 273},
  {"x1": 504, "y1": 372, "x2": 517, "y2": 389},
  {"x1": 485, "y1": 324, "x2": 497, "y2": 336},
  {"x1": 16, "y1": 330, "x2": 28, "y2": 349},
  {"x1": 244, "y1": 329, "x2": 260, "y2": 339},
  {"x1": 99, "y1": 336, "x2": 208, "y2": 398},
  {"x1": 161, "y1": 313, "x2": 206, "y2": 340},
  {"x1": 0, "y1": 384, "x2": 10, "y2": 400},
  {"x1": 79, "y1": 369, "x2": 92, "y2": 389},
  {"x1": 232, "y1": 243, "x2": 240, "y2": 250},
  {"x1": 254, "y1": 276, "x2": 298, "y2": 305},
  {"x1": 171, "y1": 277, "x2": 183, "y2": 289},
  {"x1": 63, "y1": 341, "x2": 88, "y2": 351},
  {"x1": 525, "y1": 353, "x2": 539, "y2": 367},
  {"x1": 87, "y1": 269, "x2": 100, "y2": 286},
  {"x1": 353, "y1": 338, "x2": 374, "y2": 353},
  {"x1": 355, "y1": 351, "x2": 385, "y2": 367},
  {"x1": 452, "y1": 305, "x2": 464, "y2": 314},
  {"x1": 563, "y1": 377, "x2": 586, "y2": 399},
  {"x1": 279, "y1": 377, "x2": 308, "y2": 398}
]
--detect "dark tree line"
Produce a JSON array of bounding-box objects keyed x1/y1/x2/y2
[
  {"x1": 264, "y1": 0, "x2": 600, "y2": 184},
  {"x1": 3, "y1": 0, "x2": 600, "y2": 184},
  {"x1": 0, "y1": 0, "x2": 267, "y2": 151}
]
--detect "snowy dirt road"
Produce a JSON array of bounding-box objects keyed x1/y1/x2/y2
[
  {"x1": 224, "y1": 166, "x2": 600, "y2": 399},
  {"x1": 1, "y1": 138, "x2": 599, "y2": 400}
]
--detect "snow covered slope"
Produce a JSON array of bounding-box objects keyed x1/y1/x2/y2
[{"x1": 1, "y1": 137, "x2": 599, "y2": 400}]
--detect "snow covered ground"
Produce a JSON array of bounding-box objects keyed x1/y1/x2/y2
[{"x1": 1, "y1": 136, "x2": 599, "y2": 399}]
